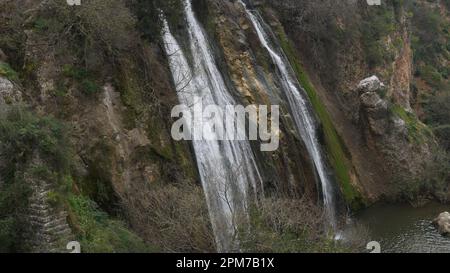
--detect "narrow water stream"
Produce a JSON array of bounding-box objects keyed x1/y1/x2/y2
[
  {"x1": 357, "y1": 203, "x2": 450, "y2": 253},
  {"x1": 238, "y1": 0, "x2": 338, "y2": 228}
]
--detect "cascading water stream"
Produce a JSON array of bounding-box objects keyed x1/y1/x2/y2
[
  {"x1": 161, "y1": 0, "x2": 262, "y2": 252},
  {"x1": 238, "y1": 0, "x2": 337, "y2": 228}
]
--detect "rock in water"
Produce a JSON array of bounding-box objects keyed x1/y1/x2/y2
[{"x1": 433, "y1": 212, "x2": 450, "y2": 236}]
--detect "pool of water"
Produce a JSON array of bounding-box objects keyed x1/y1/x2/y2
[{"x1": 356, "y1": 203, "x2": 450, "y2": 253}]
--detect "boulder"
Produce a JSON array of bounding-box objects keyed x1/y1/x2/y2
[
  {"x1": 0, "y1": 76, "x2": 21, "y2": 104},
  {"x1": 0, "y1": 76, "x2": 14, "y2": 93},
  {"x1": 433, "y1": 212, "x2": 450, "y2": 236},
  {"x1": 358, "y1": 76, "x2": 390, "y2": 136},
  {"x1": 360, "y1": 90, "x2": 387, "y2": 110},
  {"x1": 358, "y1": 75, "x2": 386, "y2": 94}
]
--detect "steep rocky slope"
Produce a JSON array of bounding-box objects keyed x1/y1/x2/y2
[
  {"x1": 1, "y1": 0, "x2": 207, "y2": 252},
  {"x1": 266, "y1": 0, "x2": 449, "y2": 204},
  {"x1": 0, "y1": 0, "x2": 448, "y2": 252}
]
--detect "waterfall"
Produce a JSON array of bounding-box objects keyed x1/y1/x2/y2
[
  {"x1": 161, "y1": 0, "x2": 262, "y2": 252},
  {"x1": 238, "y1": 0, "x2": 337, "y2": 228}
]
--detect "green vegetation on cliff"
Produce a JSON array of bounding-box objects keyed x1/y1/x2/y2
[
  {"x1": 0, "y1": 106, "x2": 70, "y2": 252},
  {"x1": 391, "y1": 104, "x2": 433, "y2": 144},
  {"x1": 62, "y1": 64, "x2": 100, "y2": 95},
  {"x1": 0, "y1": 62, "x2": 18, "y2": 82},
  {"x1": 409, "y1": 1, "x2": 450, "y2": 152},
  {"x1": 362, "y1": 2, "x2": 401, "y2": 68},
  {"x1": 268, "y1": 0, "x2": 449, "y2": 205},
  {"x1": 0, "y1": 106, "x2": 152, "y2": 253},
  {"x1": 67, "y1": 195, "x2": 154, "y2": 253}
]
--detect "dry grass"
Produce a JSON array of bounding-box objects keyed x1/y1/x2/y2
[
  {"x1": 240, "y1": 197, "x2": 370, "y2": 253},
  {"x1": 121, "y1": 182, "x2": 216, "y2": 253}
]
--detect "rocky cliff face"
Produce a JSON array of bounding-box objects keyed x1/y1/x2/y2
[
  {"x1": 22, "y1": 152, "x2": 73, "y2": 252},
  {"x1": 0, "y1": 79, "x2": 72, "y2": 252},
  {"x1": 0, "y1": 0, "x2": 448, "y2": 252},
  {"x1": 1, "y1": 0, "x2": 201, "y2": 252},
  {"x1": 358, "y1": 76, "x2": 435, "y2": 200},
  {"x1": 267, "y1": 0, "x2": 446, "y2": 203}
]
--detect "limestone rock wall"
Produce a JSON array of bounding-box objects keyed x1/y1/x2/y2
[{"x1": 23, "y1": 154, "x2": 72, "y2": 253}]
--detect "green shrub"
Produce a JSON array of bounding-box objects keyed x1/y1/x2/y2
[
  {"x1": 62, "y1": 64, "x2": 100, "y2": 95},
  {"x1": 0, "y1": 217, "x2": 17, "y2": 253},
  {"x1": 0, "y1": 105, "x2": 71, "y2": 174},
  {"x1": 0, "y1": 62, "x2": 18, "y2": 81},
  {"x1": 46, "y1": 191, "x2": 62, "y2": 208},
  {"x1": 53, "y1": 79, "x2": 69, "y2": 97},
  {"x1": 433, "y1": 125, "x2": 450, "y2": 151},
  {"x1": 365, "y1": 42, "x2": 387, "y2": 67},
  {"x1": 81, "y1": 79, "x2": 100, "y2": 95},
  {"x1": 62, "y1": 65, "x2": 88, "y2": 80},
  {"x1": 67, "y1": 195, "x2": 154, "y2": 253},
  {"x1": 418, "y1": 65, "x2": 443, "y2": 88},
  {"x1": 361, "y1": 5, "x2": 398, "y2": 68},
  {"x1": 410, "y1": 4, "x2": 446, "y2": 64},
  {"x1": 0, "y1": 171, "x2": 32, "y2": 252},
  {"x1": 133, "y1": 0, "x2": 184, "y2": 42},
  {"x1": 424, "y1": 92, "x2": 450, "y2": 150},
  {"x1": 33, "y1": 18, "x2": 50, "y2": 32},
  {"x1": 391, "y1": 104, "x2": 432, "y2": 144}
]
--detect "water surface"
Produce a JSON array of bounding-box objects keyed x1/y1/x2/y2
[{"x1": 357, "y1": 203, "x2": 450, "y2": 253}]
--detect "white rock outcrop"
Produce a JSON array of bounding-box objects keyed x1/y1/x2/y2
[
  {"x1": 0, "y1": 76, "x2": 21, "y2": 105},
  {"x1": 433, "y1": 212, "x2": 450, "y2": 236}
]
